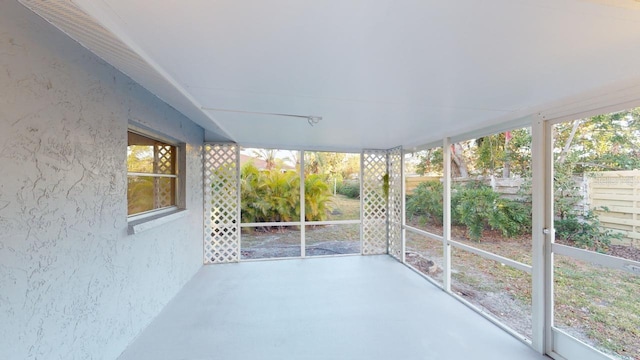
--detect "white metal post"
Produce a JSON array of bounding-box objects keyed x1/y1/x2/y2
[
  {"x1": 442, "y1": 137, "x2": 452, "y2": 293},
  {"x1": 544, "y1": 120, "x2": 555, "y2": 355},
  {"x1": 532, "y1": 116, "x2": 556, "y2": 355},
  {"x1": 236, "y1": 145, "x2": 242, "y2": 262},
  {"x1": 300, "y1": 150, "x2": 306, "y2": 258},
  {"x1": 401, "y1": 149, "x2": 406, "y2": 264},
  {"x1": 531, "y1": 117, "x2": 546, "y2": 353},
  {"x1": 360, "y1": 151, "x2": 364, "y2": 255}
]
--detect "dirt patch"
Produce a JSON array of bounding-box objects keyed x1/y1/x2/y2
[
  {"x1": 405, "y1": 252, "x2": 440, "y2": 276},
  {"x1": 240, "y1": 226, "x2": 360, "y2": 259},
  {"x1": 608, "y1": 244, "x2": 640, "y2": 262}
]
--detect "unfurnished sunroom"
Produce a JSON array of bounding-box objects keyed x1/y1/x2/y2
[{"x1": 1, "y1": 0, "x2": 640, "y2": 359}]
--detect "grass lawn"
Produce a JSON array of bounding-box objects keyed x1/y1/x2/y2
[{"x1": 326, "y1": 194, "x2": 360, "y2": 221}]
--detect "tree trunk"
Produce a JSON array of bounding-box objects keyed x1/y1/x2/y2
[
  {"x1": 503, "y1": 131, "x2": 511, "y2": 178},
  {"x1": 557, "y1": 119, "x2": 582, "y2": 164},
  {"x1": 451, "y1": 143, "x2": 469, "y2": 178}
]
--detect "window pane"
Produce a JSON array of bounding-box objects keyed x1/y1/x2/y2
[
  {"x1": 241, "y1": 226, "x2": 301, "y2": 259},
  {"x1": 554, "y1": 255, "x2": 640, "y2": 359},
  {"x1": 452, "y1": 247, "x2": 533, "y2": 340},
  {"x1": 305, "y1": 223, "x2": 360, "y2": 256},
  {"x1": 552, "y1": 109, "x2": 640, "y2": 359},
  {"x1": 127, "y1": 131, "x2": 178, "y2": 216},
  {"x1": 127, "y1": 145, "x2": 155, "y2": 173},
  {"x1": 449, "y1": 128, "x2": 532, "y2": 264},
  {"x1": 128, "y1": 132, "x2": 177, "y2": 175},
  {"x1": 240, "y1": 148, "x2": 301, "y2": 223},
  {"x1": 405, "y1": 231, "x2": 443, "y2": 286},
  {"x1": 405, "y1": 148, "x2": 444, "y2": 236},
  {"x1": 127, "y1": 176, "x2": 176, "y2": 215},
  {"x1": 304, "y1": 151, "x2": 361, "y2": 221},
  {"x1": 552, "y1": 109, "x2": 640, "y2": 262}
]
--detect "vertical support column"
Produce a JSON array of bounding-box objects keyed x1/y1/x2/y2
[
  {"x1": 236, "y1": 145, "x2": 241, "y2": 261},
  {"x1": 531, "y1": 116, "x2": 554, "y2": 354},
  {"x1": 531, "y1": 117, "x2": 546, "y2": 353},
  {"x1": 544, "y1": 120, "x2": 556, "y2": 355},
  {"x1": 387, "y1": 147, "x2": 403, "y2": 261},
  {"x1": 300, "y1": 150, "x2": 306, "y2": 258},
  {"x1": 442, "y1": 138, "x2": 452, "y2": 292},
  {"x1": 203, "y1": 143, "x2": 240, "y2": 264},
  {"x1": 401, "y1": 150, "x2": 407, "y2": 264},
  {"x1": 360, "y1": 153, "x2": 364, "y2": 254}
]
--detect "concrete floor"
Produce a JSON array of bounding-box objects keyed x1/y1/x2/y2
[{"x1": 118, "y1": 255, "x2": 548, "y2": 360}]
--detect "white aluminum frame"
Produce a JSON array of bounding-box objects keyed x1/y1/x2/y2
[
  {"x1": 443, "y1": 137, "x2": 452, "y2": 292},
  {"x1": 300, "y1": 150, "x2": 305, "y2": 257}
]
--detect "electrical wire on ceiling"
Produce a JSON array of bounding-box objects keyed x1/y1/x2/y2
[{"x1": 201, "y1": 107, "x2": 322, "y2": 126}]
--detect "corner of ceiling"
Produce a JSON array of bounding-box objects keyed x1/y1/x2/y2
[{"x1": 17, "y1": 0, "x2": 235, "y2": 142}]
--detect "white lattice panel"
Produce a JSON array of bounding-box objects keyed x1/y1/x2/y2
[
  {"x1": 388, "y1": 147, "x2": 403, "y2": 260},
  {"x1": 204, "y1": 144, "x2": 240, "y2": 264},
  {"x1": 154, "y1": 144, "x2": 175, "y2": 208},
  {"x1": 362, "y1": 150, "x2": 388, "y2": 255}
]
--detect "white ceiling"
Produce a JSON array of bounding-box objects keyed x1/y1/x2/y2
[{"x1": 31, "y1": 0, "x2": 640, "y2": 151}]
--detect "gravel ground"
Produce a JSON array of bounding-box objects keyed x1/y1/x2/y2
[{"x1": 241, "y1": 225, "x2": 360, "y2": 259}]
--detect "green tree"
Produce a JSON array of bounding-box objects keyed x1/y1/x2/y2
[
  {"x1": 252, "y1": 149, "x2": 278, "y2": 170},
  {"x1": 415, "y1": 148, "x2": 444, "y2": 175},
  {"x1": 554, "y1": 109, "x2": 640, "y2": 171}
]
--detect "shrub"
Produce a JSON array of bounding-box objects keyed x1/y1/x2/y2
[
  {"x1": 453, "y1": 182, "x2": 530, "y2": 241},
  {"x1": 488, "y1": 198, "x2": 531, "y2": 238},
  {"x1": 555, "y1": 208, "x2": 620, "y2": 253},
  {"x1": 530, "y1": 164, "x2": 620, "y2": 252},
  {"x1": 454, "y1": 184, "x2": 499, "y2": 240},
  {"x1": 239, "y1": 164, "x2": 332, "y2": 223},
  {"x1": 304, "y1": 174, "x2": 331, "y2": 221},
  {"x1": 406, "y1": 180, "x2": 443, "y2": 225},
  {"x1": 407, "y1": 180, "x2": 530, "y2": 240},
  {"x1": 337, "y1": 180, "x2": 360, "y2": 199}
]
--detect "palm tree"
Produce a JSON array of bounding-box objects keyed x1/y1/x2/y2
[{"x1": 252, "y1": 149, "x2": 277, "y2": 170}]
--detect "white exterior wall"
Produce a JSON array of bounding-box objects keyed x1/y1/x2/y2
[{"x1": 0, "y1": 0, "x2": 204, "y2": 358}]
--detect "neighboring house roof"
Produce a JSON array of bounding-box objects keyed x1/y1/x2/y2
[
  {"x1": 240, "y1": 154, "x2": 268, "y2": 169},
  {"x1": 239, "y1": 154, "x2": 295, "y2": 171}
]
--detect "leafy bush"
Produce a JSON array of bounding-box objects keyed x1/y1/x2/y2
[
  {"x1": 453, "y1": 182, "x2": 530, "y2": 240},
  {"x1": 239, "y1": 164, "x2": 332, "y2": 223},
  {"x1": 488, "y1": 198, "x2": 531, "y2": 238},
  {"x1": 407, "y1": 180, "x2": 530, "y2": 240},
  {"x1": 453, "y1": 184, "x2": 499, "y2": 240},
  {"x1": 304, "y1": 174, "x2": 332, "y2": 221},
  {"x1": 555, "y1": 208, "x2": 620, "y2": 253},
  {"x1": 406, "y1": 180, "x2": 443, "y2": 225},
  {"x1": 336, "y1": 180, "x2": 360, "y2": 199}
]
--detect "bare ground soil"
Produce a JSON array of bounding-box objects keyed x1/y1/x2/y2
[{"x1": 240, "y1": 225, "x2": 360, "y2": 259}]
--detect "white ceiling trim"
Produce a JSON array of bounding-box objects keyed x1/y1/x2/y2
[{"x1": 18, "y1": 0, "x2": 234, "y2": 141}]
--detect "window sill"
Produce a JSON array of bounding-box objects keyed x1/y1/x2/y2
[{"x1": 128, "y1": 209, "x2": 189, "y2": 235}]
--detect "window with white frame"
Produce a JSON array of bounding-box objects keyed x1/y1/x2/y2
[{"x1": 127, "y1": 130, "x2": 178, "y2": 216}]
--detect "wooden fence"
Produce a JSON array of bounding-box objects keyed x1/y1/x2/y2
[
  {"x1": 587, "y1": 170, "x2": 640, "y2": 247},
  {"x1": 405, "y1": 176, "x2": 440, "y2": 194},
  {"x1": 405, "y1": 175, "x2": 524, "y2": 200}
]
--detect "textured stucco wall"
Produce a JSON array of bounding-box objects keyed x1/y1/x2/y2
[{"x1": 0, "y1": 0, "x2": 204, "y2": 358}]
